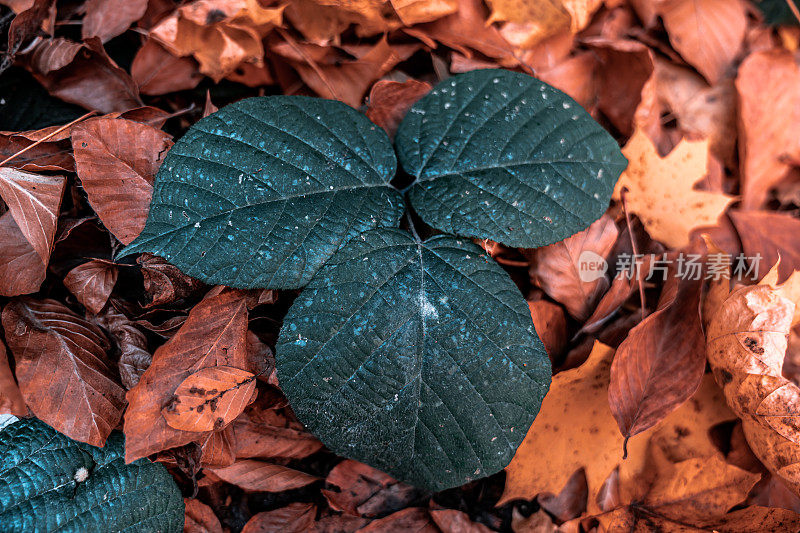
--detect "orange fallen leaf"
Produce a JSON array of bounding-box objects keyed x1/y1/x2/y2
[
  {"x1": 184, "y1": 498, "x2": 222, "y2": 533},
  {"x1": 486, "y1": 0, "x2": 571, "y2": 49},
  {"x1": 613, "y1": 128, "x2": 734, "y2": 249},
  {"x1": 242, "y1": 503, "x2": 316, "y2": 533},
  {"x1": 0, "y1": 341, "x2": 26, "y2": 416},
  {"x1": 500, "y1": 342, "x2": 651, "y2": 513},
  {"x1": 322, "y1": 459, "x2": 421, "y2": 518},
  {"x1": 736, "y1": 49, "x2": 800, "y2": 209},
  {"x1": 391, "y1": 0, "x2": 458, "y2": 25},
  {"x1": 729, "y1": 210, "x2": 800, "y2": 283},
  {"x1": 162, "y1": 366, "x2": 257, "y2": 432},
  {"x1": 366, "y1": 79, "x2": 432, "y2": 139},
  {"x1": 82, "y1": 0, "x2": 148, "y2": 43},
  {"x1": 131, "y1": 39, "x2": 203, "y2": 96}
]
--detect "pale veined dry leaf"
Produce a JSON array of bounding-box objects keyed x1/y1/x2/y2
[
  {"x1": 210, "y1": 459, "x2": 319, "y2": 492},
  {"x1": 71, "y1": 117, "x2": 173, "y2": 245},
  {"x1": 613, "y1": 128, "x2": 734, "y2": 249},
  {"x1": 390, "y1": 0, "x2": 457, "y2": 25},
  {"x1": 1, "y1": 298, "x2": 126, "y2": 446},
  {"x1": 162, "y1": 365, "x2": 257, "y2": 432},
  {"x1": 706, "y1": 284, "x2": 800, "y2": 496},
  {"x1": 0, "y1": 167, "x2": 65, "y2": 264},
  {"x1": 0, "y1": 212, "x2": 47, "y2": 297},
  {"x1": 485, "y1": 0, "x2": 571, "y2": 49}
]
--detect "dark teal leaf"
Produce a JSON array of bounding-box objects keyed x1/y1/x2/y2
[
  {"x1": 0, "y1": 418, "x2": 183, "y2": 532},
  {"x1": 121, "y1": 96, "x2": 404, "y2": 289},
  {"x1": 755, "y1": 0, "x2": 799, "y2": 25},
  {"x1": 395, "y1": 69, "x2": 627, "y2": 248},
  {"x1": 276, "y1": 228, "x2": 551, "y2": 491}
]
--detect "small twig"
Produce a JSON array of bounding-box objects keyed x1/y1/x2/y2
[
  {"x1": 0, "y1": 110, "x2": 96, "y2": 167},
  {"x1": 785, "y1": 0, "x2": 800, "y2": 25},
  {"x1": 620, "y1": 187, "x2": 646, "y2": 321}
]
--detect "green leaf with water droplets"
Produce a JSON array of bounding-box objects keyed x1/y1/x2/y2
[
  {"x1": 276, "y1": 228, "x2": 551, "y2": 491},
  {"x1": 121, "y1": 96, "x2": 404, "y2": 289},
  {"x1": 0, "y1": 418, "x2": 183, "y2": 532},
  {"x1": 395, "y1": 69, "x2": 627, "y2": 248}
]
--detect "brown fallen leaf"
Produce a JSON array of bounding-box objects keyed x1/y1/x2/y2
[
  {"x1": 0, "y1": 167, "x2": 65, "y2": 265},
  {"x1": 729, "y1": 210, "x2": 800, "y2": 283},
  {"x1": 0, "y1": 341, "x2": 26, "y2": 416},
  {"x1": 198, "y1": 424, "x2": 236, "y2": 468},
  {"x1": 356, "y1": 508, "x2": 438, "y2": 532},
  {"x1": 608, "y1": 277, "x2": 705, "y2": 444},
  {"x1": 613, "y1": 128, "x2": 734, "y2": 249},
  {"x1": 210, "y1": 459, "x2": 319, "y2": 492},
  {"x1": 137, "y1": 252, "x2": 206, "y2": 307},
  {"x1": 366, "y1": 79, "x2": 432, "y2": 139},
  {"x1": 322, "y1": 459, "x2": 422, "y2": 518},
  {"x1": 0, "y1": 212, "x2": 47, "y2": 296},
  {"x1": 528, "y1": 299, "x2": 567, "y2": 361},
  {"x1": 184, "y1": 497, "x2": 222, "y2": 533},
  {"x1": 82, "y1": 0, "x2": 148, "y2": 43},
  {"x1": 500, "y1": 342, "x2": 652, "y2": 514},
  {"x1": 162, "y1": 366, "x2": 257, "y2": 432},
  {"x1": 656, "y1": 0, "x2": 747, "y2": 84},
  {"x1": 233, "y1": 414, "x2": 323, "y2": 460},
  {"x1": 410, "y1": 0, "x2": 517, "y2": 64},
  {"x1": 2, "y1": 298, "x2": 126, "y2": 446},
  {"x1": 130, "y1": 39, "x2": 203, "y2": 96},
  {"x1": 23, "y1": 37, "x2": 142, "y2": 113},
  {"x1": 124, "y1": 290, "x2": 255, "y2": 462},
  {"x1": 535, "y1": 51, "x2": 598, "y2": 112},
  {"x1": 736, "y1": 49, "x2": 800, "y2": 209},
  {"x1": 242, "y1": 503, "x2": 317, "y2": 533},
  {"x1": 71, "y1": 117, "x2": 173, "y2": 245},
  {"x1": 63, "y1": 259, "x2": 118, "y2": 314},
  {"x1": 530, "y1": 214, "x2": 618, "y2": 321}
]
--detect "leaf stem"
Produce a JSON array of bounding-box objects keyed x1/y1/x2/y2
[
  {"x1": 405, "y1": 210, "x2": 420, "y2": 242},
  {"x1": 0, "y1": 110, "x2": 96, "y2": 167},
  {"x1": 620, "y1": 187, "x2": 647, "y2": 321}
]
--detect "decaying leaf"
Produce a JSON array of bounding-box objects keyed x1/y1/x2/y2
[
  {"x1": 162, "y1": 365, "x2": 257, "y2": 432},
  {"x1": 322, "y1": 460, "x2": 422, "y2": 518},
  {"x1": 241, "y1": 503, "x2": 316, "y2": 533},
  {"x1": 63, "y1": 259, "x2": 118, "y2": 314}
]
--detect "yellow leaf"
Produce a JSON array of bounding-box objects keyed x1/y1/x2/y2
[
  {"x1": 614, "y1": 128, "x2": 734, "y2": 249},
  {"x1": 487, "y1": 0, "x2": 571, "y2": 48},
  {"x1": 500, "y1": 342, "x2": 650, "y2": 514}
]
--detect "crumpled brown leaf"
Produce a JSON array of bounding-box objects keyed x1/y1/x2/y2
[{"x1": 242, "y1": 503, "x2": 317, "y2": 533}]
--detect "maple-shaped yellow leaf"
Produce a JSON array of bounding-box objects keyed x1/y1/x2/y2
[
  {"x1": 613, "y1": 129, "x2": 734, "y2": 249},
  {"x1": 499, "y1": 342, "x2": 651, "y2": 514}
]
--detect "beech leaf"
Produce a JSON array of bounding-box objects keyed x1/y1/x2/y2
[
  {"x1": 396, "y1": 69, "x2": 626, "y2": 248},
  {"x1": 122, "y1": 96, "x2": 404, "y2": 289},
  {"x1": 162, "y1": 365, "x2": 257, "y2": 432},
  {"x1": 62, "y1": 259, "x2": 118, "y2": 314},
  {"x1": 2, "y1": 298, "x2": 126, "y2": 447},
  {"x1": 210, "y1": 459, "x2": 319, "y2": 492}
]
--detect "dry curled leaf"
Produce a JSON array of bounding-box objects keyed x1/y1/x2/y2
[
  {"x1": 82, "y1": 0, "x2": 148, "y2": 43},
  {"x1": 322, "y1": 460, "x2": 422, "y2": 518},
  {"x1": 2, "y1": 298, "x2": 125, "y2": 446},
  {"x1": 162, "y1": 365, "x2": 257, "y2": 432},
  {"x1": 184, "y1": 497, "x2": 222, "y2": 533},
  {"x1": 96, "y1": 306, "x2": 151, "y2": 390},
  {"x1": 707, "y1": 283, "x2": 800, "y2": 496}
]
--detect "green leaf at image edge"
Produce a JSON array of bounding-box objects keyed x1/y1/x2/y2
[
  {"x1": 276, "y1": 228, "x2": 551, "y2": 491},
  {"x1": 396, "y1": 69, "x2": 627, "y2": 249},
  {"x1": 120, "y1": 96, "x2": 404, "y2": 289},
  {"x1": 0, "y1": 418, "x2": 184, "y2": 533}
]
